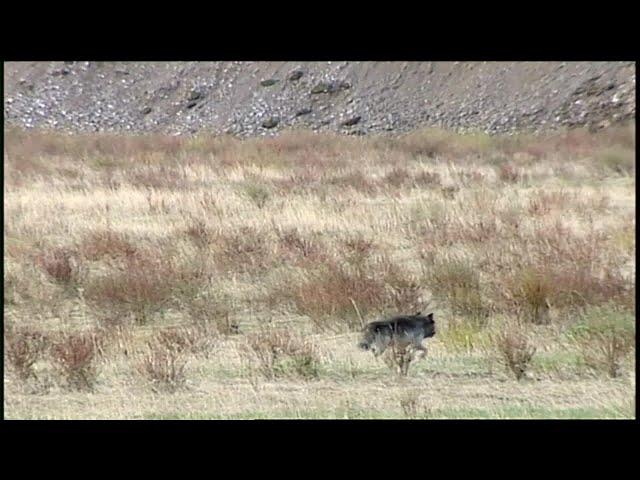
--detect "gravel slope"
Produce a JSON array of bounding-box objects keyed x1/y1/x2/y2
[{"x1": 4, "y1": 61, "x2": 635, "y2": 136}]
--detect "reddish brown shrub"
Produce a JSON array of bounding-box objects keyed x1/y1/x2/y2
[
  {"x1": 5, "y1": 326, "x2": 49, "y2": 381},
  {"x1": 499, "y1": 163, "x2": 521, "y2": 183},
  {"x1": 135, "y1": 339, "x2": 188, "y2": 393},
  {"x1": 84, "y1": 253, "x2": 176, "y2": 324},
  {"x1": 241, "y1": 328, "x2": 320, "y2": 379},
  {"x1": 383, "y1": 167, "x2": 412, "y2": 188},
  {"x1": 413, "y1": 170, "x2": 442, "y2": 187},
  {"x1": 37, "y1": 247, "x2": 80, "y2": 285},
  {"x1": 325, "y1": 171, "x2": 378, "y2": 194},
  {"x1": 213, "y1": 227, "x2": 270, "y2": 273},
  {"x1": 276, "y1": 228, "x2": 324, "y2": 264},
  {"x1": 155, "y1": 324, "x2": 218, "y2": 358},
  {"x1": 49, "y1": 330, "x2": 102, "y2": 391},
  {"x1": 493, "y1": 322, "x2": 536, "y2": 380},
  {"x1": 290, "y1": 254, "x2": 422, "y2": 332},
  {"x1": 80, "y1": 230, "x2": 137, "y2": 261},
  {"x1": 185, "y1": 219, "x2": 215, "y2": 248}
]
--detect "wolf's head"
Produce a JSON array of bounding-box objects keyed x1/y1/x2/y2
[{"x1": 419, "y1": 312, "x2": 436, "y2": 338}]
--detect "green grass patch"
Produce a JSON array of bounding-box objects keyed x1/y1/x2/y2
[{"x1": 144, "y1": 403, "x2": 633, "y2": 420}]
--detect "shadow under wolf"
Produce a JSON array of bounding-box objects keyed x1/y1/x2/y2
[{"x1": 358, "y1": 312, "x2": 436, "y2": 358}]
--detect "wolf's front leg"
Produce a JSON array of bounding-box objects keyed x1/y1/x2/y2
[
  {"x1": 372, "y1": 345, "x2": 387, "y2": 358},
  {"x1": 413, "y1": 344, "x2": 427, "y2": 360}
]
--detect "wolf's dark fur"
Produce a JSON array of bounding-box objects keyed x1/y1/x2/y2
[{"x1": 358, "y1": 312, "x2": 436, "y2": 356}]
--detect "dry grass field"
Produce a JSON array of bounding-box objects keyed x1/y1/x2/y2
[{"x1": 3, "y1": 125, "x2": 636, "y2": 419}]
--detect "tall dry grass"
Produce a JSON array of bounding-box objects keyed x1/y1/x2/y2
[{"x1": 3, "y1": 123, "x2": 635, "y2": 418}]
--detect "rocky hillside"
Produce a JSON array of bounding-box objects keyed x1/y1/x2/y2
[{"x1": 4, "y1": 61, "x2": 635, "y2": 136}]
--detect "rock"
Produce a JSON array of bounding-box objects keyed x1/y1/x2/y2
[
  {"x1": 186, "y1": 101, "x2": 198, "y2": 109},
  {"x1": 141, "y1": 106, "x2": 152, "y2": 115},
  {"x1": 288, "y1": 70, "x2": 304, "y2": 81},
  {"x1": 260, "y1": 79, "x2": 278, "y2": 87},
  {"x1": 310, "y1": 80, "x2": 350, "y2": 94},
  {"x1": 187, "y1": 90, "x2": 202, "y2": 101},
  {"x1": 50, "y1": 69, "x2": 70, "y2": 77},
  {"x1": 311, "y1": 82, "x2": 331, "y2": 94},
  {"x1": 295, "y1": 108, "x2": 313, "y2": 117},
  {"x1": 262, "y1": 117, "x2": 279, "y2": 129},
  {"x1": 341, "y1": 116, "x2": 361, "y2": 127},
  {"x1": 327, "y1": 81, "x2": 345, "y2": 93}
]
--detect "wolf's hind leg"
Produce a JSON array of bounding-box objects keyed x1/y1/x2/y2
[{"x1": 372, "y1": 335, "x2": 391, "y2": 357}]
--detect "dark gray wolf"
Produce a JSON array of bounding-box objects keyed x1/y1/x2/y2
[{"x1": 358, "y1": 312, "x2": 436, "y2": 357}]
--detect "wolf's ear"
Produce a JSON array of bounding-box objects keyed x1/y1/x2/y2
[
  {"x1": 426, "y1": 312, "x2": 434, "y2": 320},
  {"x1": 415, "y1": 311, "x2": 421, "y2": 316}
]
